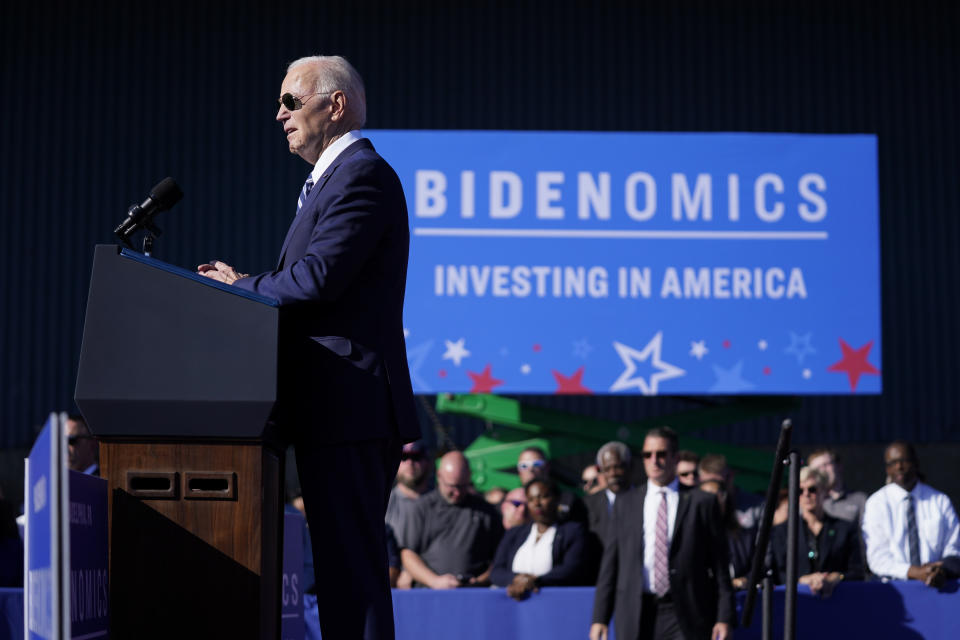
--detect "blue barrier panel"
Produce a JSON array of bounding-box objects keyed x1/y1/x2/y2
[{"x1": 369, "y1": 130, "x2": 881, "y2": 396}]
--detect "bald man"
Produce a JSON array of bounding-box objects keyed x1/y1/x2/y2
[{"x1": 399, "y1": 452, "x2": 503, "y2": 588}]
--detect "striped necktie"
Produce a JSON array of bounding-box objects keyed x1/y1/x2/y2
[
  {"x1": 297, "y1": 174, "x2": 315, "y2": 214},
  {"x1": 906, "y1": 494, "x2": 921, "y2": 567},
  {"x1": 654, "y1": 489, "x2": 670, "y2": 596}
]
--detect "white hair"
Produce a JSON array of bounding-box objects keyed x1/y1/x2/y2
[
  {"x1": 287, "y1": 55, "x2": 367, "y2": 127},
  {"x1": 596, "y1": 441, "x2": 631, "y2": 467}
]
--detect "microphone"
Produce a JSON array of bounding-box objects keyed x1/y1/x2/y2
[{"x1": 114, "y1": 177, "x2": 183, "y2": 246}]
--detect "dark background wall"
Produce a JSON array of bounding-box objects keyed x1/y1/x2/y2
[{"x1": 1, "y1": 1, "x2": 958, "y2": 464}]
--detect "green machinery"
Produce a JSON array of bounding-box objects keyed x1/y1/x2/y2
[{"x1": 435, "y1": 393, "x2": 799, "y2": 494}]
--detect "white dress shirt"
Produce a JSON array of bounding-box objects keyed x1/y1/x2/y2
[
  {"x1": 309, "y1": 129, "x2": 364, "y2": 186},
  {"x1": 642, "y1": 478, "x2": 680, "y2": 593},
  {"x1": 511, "y1": 525, "x2": 556, "y2": 577},
  {"x1": 862, "y1": 481, "x2": 960, "y2": 580}
]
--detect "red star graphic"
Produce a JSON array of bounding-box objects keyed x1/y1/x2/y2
[
  {"x1": 467, "y1": 364, "x2": 504, "y2": 393},
  {"x1": 722, "y1": 339, "x2": 731, "y2": 349},
  {"x1": 827, "y1": 338, "x2": 880, "y2": 392},
  {"x1": 552, "y1": 366, "x2": 592, "y2": 394},
  {"x1": 763, "y1": 366, "x2": 772, "y2": 376},
  {"x1": 532, "y1": 343, "x2": 542, "y2": 352},
  {"x1": 438, "y1": 369, "x2": 447, "y2": 378}
]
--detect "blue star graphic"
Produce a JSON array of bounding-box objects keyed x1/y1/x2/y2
[
  {"x1": 710, "y1": 360, "x2": 755, "y2": 393},
  {"x1": 572, "y1": 339, "x2": 593, "y2": 359},
  {"x1": 406, "y1": 339, "x2": 434, "y2": 392},
  {"x1": 784, "y1": 331, "x2": 816, "y2": 365}
]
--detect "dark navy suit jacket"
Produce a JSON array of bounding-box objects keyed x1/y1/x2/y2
[
  {"x1": 234, "y1": 138, "x2": 419, "y2": 445},
  {"x1": 491, "y1": 520, "x2": 590, "y2": 587}
]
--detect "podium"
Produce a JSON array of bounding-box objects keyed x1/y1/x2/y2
[{"x1": 75, "y1": 245, "x2": 288, "y2": 639}]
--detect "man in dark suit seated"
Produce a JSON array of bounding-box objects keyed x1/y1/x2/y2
[
  {"x1": 198, "y1": 54, "x2": 420, "y2": 639},
  {"x1": 591, "y1": 427, "x2": 734, "y2": 640}
]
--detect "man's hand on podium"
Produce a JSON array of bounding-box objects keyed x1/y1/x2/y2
[{"x1": 197, "y1": 260, "x2": 248, "y2": 285}]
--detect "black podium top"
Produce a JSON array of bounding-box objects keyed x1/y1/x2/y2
[{"x1": 75, "y1": 245, "x2": 286, "y2": 440}]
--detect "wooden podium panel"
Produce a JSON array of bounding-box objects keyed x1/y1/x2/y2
[{"x1": 102, "y1": 441, "x2": 282, "y2": 639}]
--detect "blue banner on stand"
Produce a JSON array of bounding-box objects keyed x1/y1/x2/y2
[
  {"x1": 67, "y1": 471, "x2": 108, "y2": 638},
  {"x1": 369, "y1": 130, "x2": 881, "y2": 395},
  {"x1": 25, "y1": 413, "x2": 63, "y2": 639},
  {"x1": 282, "y1": 511, "x2": 305, "y2": 640}
]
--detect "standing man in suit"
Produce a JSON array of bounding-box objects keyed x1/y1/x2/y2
[
  {"x1": 198, "y1": 54, "x2": 420, "y2": 640},
  {"x1": 591, "y1": 427, "x2": 734, "y2": 640}
]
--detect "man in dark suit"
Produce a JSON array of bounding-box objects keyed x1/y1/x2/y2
[
  {"x1": 199, "y1": 54, "x2": 420, "y2": 640},
  {"x1": 591, "y1": 427, "x2": 734, "y2": 640}
]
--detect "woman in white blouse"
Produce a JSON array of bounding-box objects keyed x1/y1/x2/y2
[{"x1": 491, "y1": 479, "x2": 589, "y2": 600}]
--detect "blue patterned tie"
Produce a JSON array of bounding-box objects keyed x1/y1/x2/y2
[
  {"x1": 297, "y1": 174, "x2": 314, "y2": 215},
  {"x1": 906, "y1": 494, "x2": 921, "y2": 567}
]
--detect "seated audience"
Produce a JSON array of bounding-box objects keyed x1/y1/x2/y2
[
  {"x1": 581, "y1": 464, "x2": 606, "y2": 495},
  {"x1": 399, "y1": 451, "x2": 503, "y2": 588},
  {"x1": 676, "y1": 450, "x2": 700, "y2": 487},
  {"x1": 491, "y1": 479, "x2": 589, "y2": 600},
  {"x1": 808, "y1": 448, "x2": 866, "y2": 524},
  {"x1": 501, "y1": 487, "x2": 530, "y2": 530},
  {"x1": 772, "y1": 488, "x2": 789, "y2": 526},
  {"x1": 385, "y1": 523, "x2": 401, "y2": 588},
  {"x1": 485, "y1": 486, "x2": 507, "y2": 505},
  {"x1": 863, "y1": 440, "x2": 960, "y2": 587},
  {"x1": 770, "y1": 467, "x2": 863, "y2": 597},
  {"x1": 699, "y1": 453, "x2": 763, "y2": 531},
  {"x1": 66, "y1": 414, "x2": 99, "y2": 475},
  {"x1": 387, "y1": 440, "x2": 434, "y2": 589},
  {"x1": 699, "y1": 479, "x2": 754, "y2": 589},
  {"x1": 516, "y1": 447, "x2": 587, "y2": 523},
  {"x1": 0, "y1": 492, "x2": 23, "y2": 588},
  {"x1": 585, "y1": 441, "x2": 633, "y2": 551}
]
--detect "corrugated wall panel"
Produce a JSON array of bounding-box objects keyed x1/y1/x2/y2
[{"x1": 1, "y1": 0, "x2": 958, "y2": 448}]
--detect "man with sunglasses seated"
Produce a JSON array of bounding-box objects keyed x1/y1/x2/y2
[
  {"x1": 198, "y1": 55, "x2": 420, "y2": 640},
  {"x1": 516, "y1": 446, "x2": 587, "y2": 524}
]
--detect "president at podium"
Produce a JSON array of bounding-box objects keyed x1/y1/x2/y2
[{"x1": 199, "y1": 54, "x2": 420, "y2": 640}]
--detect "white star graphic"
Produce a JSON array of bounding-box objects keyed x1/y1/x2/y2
[
  {"x1": 520, "y1": 363, "x2": 531, "y2": 375},
  {"x1": 689, "y1": 340, "x2": 708, "y2": 360},
  {"x1": 403, "y1": 328, "x2": 410, "y2": 338},
  {"x1": 758, "y1": 339, "x2": 768, "y2": 351},
  {"x1": 802, "y1": 368, "x2": 812, "y2": 379},
  {"x1": 442, "y1": 338, "x2": 471, "y2": 367},
  {"x1": 610, "y1": 332, "x2": 686, "y2": 395}
]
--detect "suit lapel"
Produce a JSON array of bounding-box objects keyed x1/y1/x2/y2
[
  {"x1": 275, "y1": 138, "x2": 375, "y2": 269},
  {"x1": 671, "y1": 488, "x2": 692, "y2": 554}
]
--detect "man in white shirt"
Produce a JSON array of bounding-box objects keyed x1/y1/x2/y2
[{"x1": 862, "y1": 441, "x2": 960, "y2": 587}]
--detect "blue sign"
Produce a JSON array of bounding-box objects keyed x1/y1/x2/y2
[
  {"x1": 369, "y1": 131, "x2": 881, "y2": 395},
  {"x1": 67, "y1": 471, "x2": 108, "y2": 638},
  {"x1": 281, "y1": 510, "x2": 305, "y2": 640},
  {"x1": 25, "y1": 413, "x2": 64, "y2": 639}
]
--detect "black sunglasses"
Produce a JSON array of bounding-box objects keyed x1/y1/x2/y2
[
  {"x1": 67, "y1": 435, "x2": 93, "y2": 446},
  {"x1": 276, "y1": 91, "x2": 330, "y2": 111},
  {"x1": 400, "y1": 452, "x2": 424, "y2": 462}
]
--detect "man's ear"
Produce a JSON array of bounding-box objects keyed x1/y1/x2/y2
[{"x1": 329, "y1": 90, "x2": 347, "y2": 122}]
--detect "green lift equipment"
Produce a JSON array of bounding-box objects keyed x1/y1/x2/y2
[{"x1": 435, "y1": 393, "x2": 799, "y2": 495}]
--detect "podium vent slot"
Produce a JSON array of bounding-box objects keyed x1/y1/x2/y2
[
  {"x1": 189, "y1": 478, "x2": 229, "y2": 492},
  {"x1": 184, "y1": 472, "x2": 237, "y2": 500},
  {"x1": 126, "y1": 471, "x2": 178, "y2": 499},
  {"x1": 131, "y1": 477, "x2": 171, "y2": 491}
]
